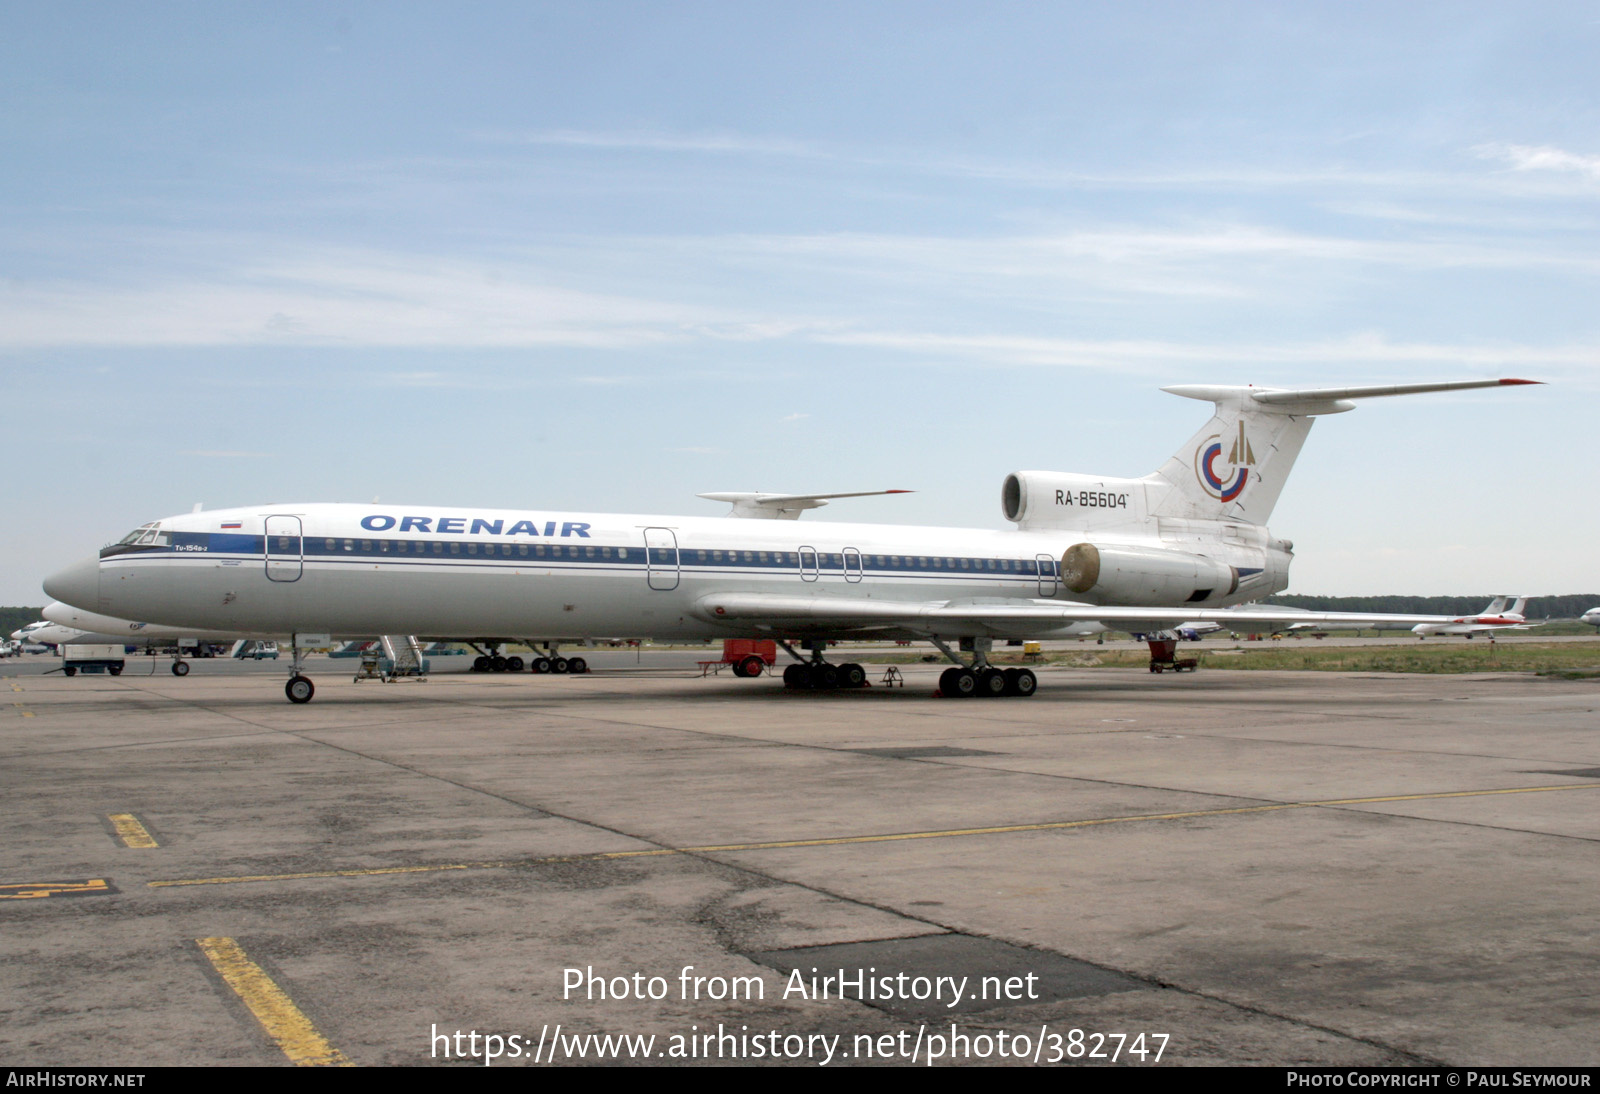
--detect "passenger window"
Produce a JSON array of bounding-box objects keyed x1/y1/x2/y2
[{"x1": 467, "y1": 543, "x2": 478, "y2": 555}]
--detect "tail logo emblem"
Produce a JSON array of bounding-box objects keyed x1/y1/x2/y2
[{"x1": 1195, "y1": 421, "x2": 1256, "y2": 502}]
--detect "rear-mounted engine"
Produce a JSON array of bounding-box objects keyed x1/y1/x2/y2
[{"x1": 1059, "y1": 543, "x2": 1238, "y2": 606}]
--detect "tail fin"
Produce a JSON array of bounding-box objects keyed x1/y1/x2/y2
[
  {"x1": 1146, "y1": 379, "x2": 1540, "y2": 525},
  {"x1": 1505, "y1": 596, "x2": 1529, "y2": 618},
  {"x1": 1482, "y1": 596, "x2": 1509, "y2": 616}
]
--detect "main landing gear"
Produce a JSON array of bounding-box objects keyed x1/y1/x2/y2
[
  {"x1": 932, "y1": 638, "x2": 1037, "y2": 699},
  {"x1": 525, "y1": 642, "x2": 587, "y2": 675},
  {"x1": 778, "y1": 639, "x2": 867, "y2": 691},
  {"x1": 467, "y1": 642, "x2": 589, "y2": 675}
]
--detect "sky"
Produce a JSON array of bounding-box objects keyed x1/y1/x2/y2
[{"x1": 2, "y1": 2, "x2": 1596, "y2": 603}]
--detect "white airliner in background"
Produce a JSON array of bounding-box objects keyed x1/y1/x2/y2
[
  {"x1": 43, "y1": 378, "x2": 1539, "y2": 703},
  {"x1": 1581, "y1": 607, "x2": 1600, "y2": 630},
  {"x1": 1411, "y1": 597, "x2": 1535, "y2": 639},
  {"x1": 34, "y1": 601, "x2": 264, "y2": 674}
]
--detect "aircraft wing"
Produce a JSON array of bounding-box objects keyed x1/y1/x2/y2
[{"x1": 691, "y1": 593, "x2": 1474, "y2": 637}]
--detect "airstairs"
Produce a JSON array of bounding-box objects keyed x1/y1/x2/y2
[{"x1": 379, "y1": 635, "x2": 427, "y2": 680}]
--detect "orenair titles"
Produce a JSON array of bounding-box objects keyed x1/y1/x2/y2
[{"x1": 359, "y1": 515, "x2": 592, "y2": 538}]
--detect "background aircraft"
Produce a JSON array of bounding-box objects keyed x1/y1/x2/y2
[{"x1": 1411, "y1": 597, "x2": 1533, "y2": 638}]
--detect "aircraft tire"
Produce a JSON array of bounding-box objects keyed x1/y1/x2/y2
[
  {"x1": 783, "y1": 663, "x2": 807, "y2": 689},
  {"x1": 809, "y1": 663, "x2": 839, "y2": 690},
  {"x1": 1002, "y1": 667, "x2": 1043, "y2": 695},
  {"x1": 285, "y1": 676, "x2": 315, "y2": 704},
  {"x1": 172, "y1": 661, "x2": 190, "y2": 677},
  {"x1": 506, "y1": 656, "x2": 525, "y2": 672},
  {"x1": 472, "y1": 655, "x2": 490, "y2": 672},
  {"x1": 839, "y1": 663, "x2": 866, "y2": 688},
  {"x1": 492, "y1": 655, "x2": 508, "y2": 672},
  {"x1": 531, "y1": 657, "x2": 551, "y2": 673},
  {"x1": 938, "y1": 667, "x2": 960, "y2": 695},
  {"x1": 738, "y1": 655, "x2": 765, "y2": 678},
  {"x1": 551, "y1": 657, "x2": 570, "y2": 674},
  {"x1": 977, "y1": 668, "x2": 1007, "y2": 698},
  {"x1": 942, "y1": 668, "x2": 976, "y2": 698},
  {"x1": 568, "y1": 657, "x2": 587, "y2": 674}
]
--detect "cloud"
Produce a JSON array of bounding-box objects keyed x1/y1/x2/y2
[
  {"x1": 0, "y1": 243, "x2": 740, "y2": 349},
  {"x1": 1473, "y1": 143, "x2": 1600, "y2": 183},
  {"x1": 178, "y1": 449, "x2": 272, "y2": 458},
  {"x1": 813, "y1": 329, "x2": 1599, "y2": 373},
  {"x1": 474, "y1": 129, "x2": 828, "y2": 160}
]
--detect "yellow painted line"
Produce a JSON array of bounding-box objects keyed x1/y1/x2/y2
[
  {"x1": 196, "y1": 937, "x2": 350, "y2": 1067},
  {"x1": 149, "y1": 783, "x2": 1600, "y2": 891},
  {"x1": 13, "y1": 702, "x2": 32, "y2": 717},
  {"x1": 108, "y1": 813, "x2": 159, "y2": 849},
  {"x1": 0, "y1": 878, "x2": 115, "y2": 900}
]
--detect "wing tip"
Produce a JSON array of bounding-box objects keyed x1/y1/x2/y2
[{"x1": 1499, "y1": 378, "x2": 1544, "y2": 385}]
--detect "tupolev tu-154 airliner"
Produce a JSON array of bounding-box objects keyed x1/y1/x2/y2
[{"x1": 44, "y1": 378, "x2": 1539, "y2": 704}]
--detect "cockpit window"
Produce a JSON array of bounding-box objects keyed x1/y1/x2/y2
[{"x1": 103, "y1": 522, "x2": 170, "y2": 557}]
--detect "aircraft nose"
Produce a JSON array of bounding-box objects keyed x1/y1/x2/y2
[{"x1": 43, "y1": 556, "x2": 101, "y2": 610}]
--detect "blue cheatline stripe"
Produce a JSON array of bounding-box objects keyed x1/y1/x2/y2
[{"x1": 150, "y1": 533, "x2": 1064, "y2": 579}]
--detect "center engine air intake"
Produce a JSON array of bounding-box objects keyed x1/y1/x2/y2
[{"x1": 1060, "y1": 543, "x2": 1239, "y2": 607}]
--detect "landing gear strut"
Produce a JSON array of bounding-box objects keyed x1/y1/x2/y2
[
  {"x1": 932, "y1": 638, "x2": 1036, "y2": 698},
  {"x1": 285, "y1": 639, "x2": 315, "y2": 704}
]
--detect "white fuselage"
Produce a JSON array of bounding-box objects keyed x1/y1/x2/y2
[{"x1": 53, "y1": 502, "x2": 1290, "y2": 642}]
